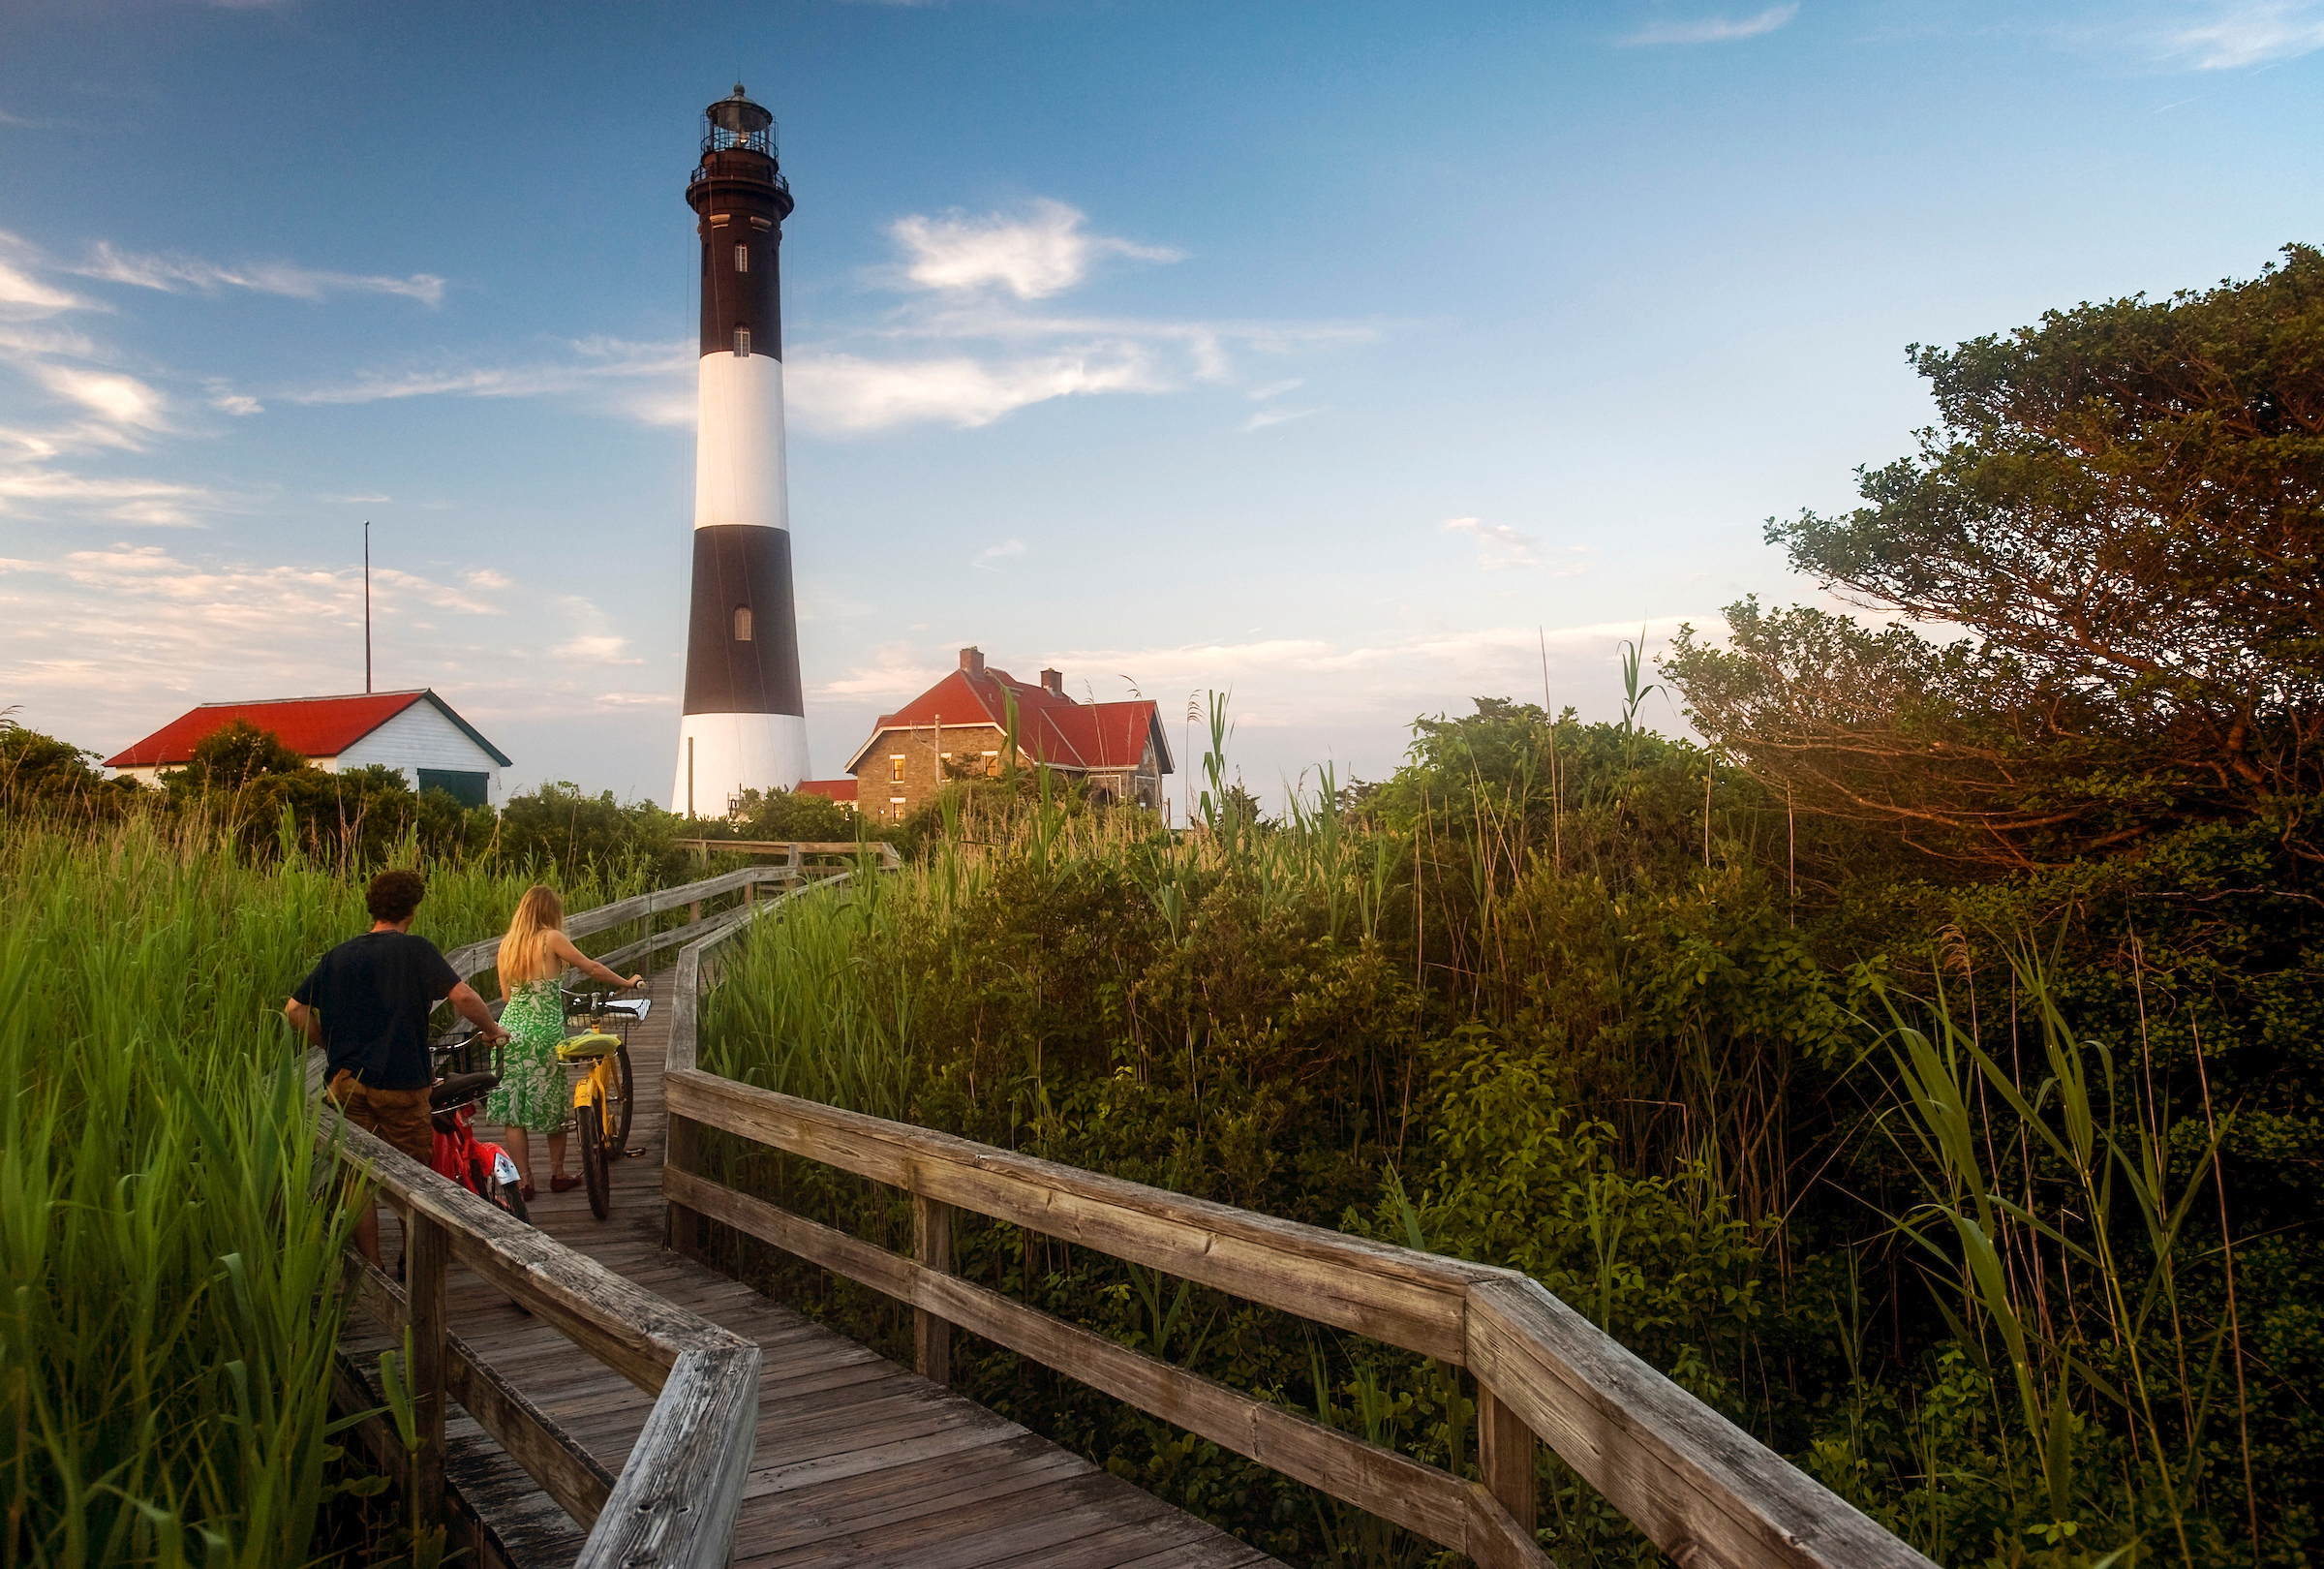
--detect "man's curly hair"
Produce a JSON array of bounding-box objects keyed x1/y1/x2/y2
[{"x1": 366, "y1": 869, "x2": 427, "y2": 924}]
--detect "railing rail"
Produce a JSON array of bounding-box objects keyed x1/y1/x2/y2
[
  {"x1": 321, "y1": 1112, "x2": 760, "y2": 1569},
  {"x1": 660, "y1": 888, "x2": 1939, "y2": 1569},
  {"x1": 322, "y1": 862, "x2": 875, "y2": 1566}
]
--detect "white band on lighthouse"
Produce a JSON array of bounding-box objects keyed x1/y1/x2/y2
[
  {"x1": 673, "y1": 712, "x2": 810, "y2": 818},
  {"x1": 693, "y1": 352, "x2": 789, "y2": 534}
]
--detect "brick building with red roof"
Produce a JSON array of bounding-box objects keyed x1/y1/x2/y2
[
  {"x1": 105, "y1": 690, "x2": 511, "y2": 807},
  {"x1": 841, "y1": 648, "x2": 1172, "y2": 823}
]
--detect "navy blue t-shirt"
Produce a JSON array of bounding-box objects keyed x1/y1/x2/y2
[{"x1": 293, "y1": 930, "x2": 461, "y2": 1091}]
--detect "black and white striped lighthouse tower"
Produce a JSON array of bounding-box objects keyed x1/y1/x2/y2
[{"x1": 671, "y1": 83, "x2": 808, "y2": 815}]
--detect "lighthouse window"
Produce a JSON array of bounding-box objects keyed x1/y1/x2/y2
[
  {"x1": 733, "y1": 326, "x2": 751, "y2": 358},
  {"x1": 735, "y1": 244, "x2": 749, "y2": 273},
  {"x1": 733, "y1": 604, "x2": 752, "y2": 641}
]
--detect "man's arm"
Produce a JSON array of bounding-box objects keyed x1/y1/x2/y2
[
  {"x1": 284, "y1": 998, "x2": 323, "y2": 1045},
  {"x1": 447, "y1": 982, "x2": 509, "y2": 1044}
]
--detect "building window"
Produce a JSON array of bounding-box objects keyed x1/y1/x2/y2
[
  {"x1": 890, "y1": 755, "x2": 905, "y2": 783},
  {"x1": 735, "y1": 243, "x2": 749, "y2": 273},
  {"x1": 733, "y1": 326, "x2": 750, "y2": 358},
  {"x1": 733, "y1": 604, "x2": 752, "y2": 641}
]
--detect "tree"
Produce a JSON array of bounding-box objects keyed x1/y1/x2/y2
[{"x1": 1668, "y1": 244, "x2": 2324, "y2": 865}]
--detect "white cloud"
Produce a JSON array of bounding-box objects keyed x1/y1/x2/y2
[
  {"x1": 1242, "y1": 405, "x2": 1324, "y2": 433},
  {"x1": 0, "y1": 260, "x2": 83, "y2": 319},
  {"x1": 787, "y1": 348, "x2": 1164, "y2": 434},
  {"x1": 1247, "y1": 379, "x2": 1303, "y2": 400},
  {"x1": 76, "y1": 242, "x2": 446, "y2": 306},
  {"x1": 287, "y1": 203, "x2": 1367, "y2": 436},
  {"x1": 971, "y1": 538, "x2": 1026, "y2": 571},
  {"x1": 1444, "y1": 515, "x2": 1555, "y2": 571},
  {"x1": 286, "y1": 335, "x2": 694, "y2": 424},
  {"x1": 891, "y1": 200, "x2": 1180, "y2": 300},
  {"x1": 35, "y1": 364, "x2": 169, "y2": 438},
  {"x1": 0, "y1": 468, "x2": 214, "y2": 527},
  {"x1": 2154, "y1": 0, "x2": 2324, "y2": 65},
  {"x1": 1619, "y1": 3, "x2": 1798, "y2": 44},
  {"x1": 0, "y1": 541, "x2": 678, "y2": 756},
  {"x1": 207, "y1": 387, "x2": 263, "y2": 416}
]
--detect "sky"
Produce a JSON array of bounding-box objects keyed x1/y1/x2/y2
[{"x1": 1, "y1": 0, "x2": 2317, "y2": 815}]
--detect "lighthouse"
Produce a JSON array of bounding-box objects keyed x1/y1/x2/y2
[{"x1": 671, "y1": 84, "x2": 808, "y2": 816}]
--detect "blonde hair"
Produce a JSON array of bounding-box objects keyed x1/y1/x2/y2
[{"x1": 497, "y1": 884, "x2": 566, "y2": 986}]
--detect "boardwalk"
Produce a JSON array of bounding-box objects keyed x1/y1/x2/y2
[{"x1": 343, "y1": 967, "x2": 1279, "y2": 1569}]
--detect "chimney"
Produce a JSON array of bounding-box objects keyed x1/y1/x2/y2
[
  {"x1": 960, "y1": 647, "x2": 986, "y2": 676},
  {"x1": 1040, "y1": 667, "x2": 1064, "y2": 697}
]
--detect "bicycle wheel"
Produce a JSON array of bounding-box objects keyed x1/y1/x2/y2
[
  {"x1": 470, "y1": 1155, "x2": 531, "y2": 1224},
  {"x1": 611, "y1": 1045, "x2": 635, "y2": 1149},
  {"x1": 577, "y1": 1102, "x2": 610, "y2": 1219}
]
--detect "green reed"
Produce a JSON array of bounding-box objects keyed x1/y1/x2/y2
[{"x1": 0, "y1": 811, "x2": 636, "y2": 1566}]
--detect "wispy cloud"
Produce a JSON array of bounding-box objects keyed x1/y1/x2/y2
[
  {"x1": 1242, "y1": 405, "x2": 1324, "y2": 433},
  {"x1": 971, "y1": 538, "x2": 1026, "y2": 571},
  {"x1": 1443, "y1": 516, "x2": 1543, "y2": 570},
  {"x1": 791, "y1": 349, "x2": 1165, "y2": 433},
  {"x1": 75, "y1": 242, "x2": 446, "y2": 306},
  {"x1": 891, "y1": 200, "x2": 1180, "y2": 300},
  {"x1": 287, "y1": 200, "x2": 1368, "y2": 436},
  {"x1": 2152, "y1": 0, "x2": 2324, "y2": 66},
  {"x1": 1619, "y1": 3, "x2": 1797, "y2": 45},
  {"x1": 0, "y1": 260, "x2": 84, "y2": 319},
  {"x1": 285, "y1": 336, "x2": 694, "y2": 424},
  {"x1": 0, "y1": 469, "x2": 214, "y2": 528},
  {"x1": 0, "y1": 542, "x2": 670, "y2": 756}
]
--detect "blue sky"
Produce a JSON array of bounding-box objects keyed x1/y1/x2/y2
[{"x1": 1, "y1": 0, "x2": 2317, "y2": 813}]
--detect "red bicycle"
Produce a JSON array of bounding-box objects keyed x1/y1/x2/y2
[{"x1": 430, "y1": 1034, "x2": 528, "y2": 1222}]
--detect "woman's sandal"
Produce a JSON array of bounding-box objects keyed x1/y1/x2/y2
[
  {"x1": 550, "y1": 1174, "x2": 583, "y2": 1193},
  {"x1": 520, "y1": 1183, "x2": 537, "y2": 1202}
]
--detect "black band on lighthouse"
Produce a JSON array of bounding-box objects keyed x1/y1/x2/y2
[{"x1": 684, "y1": 525, "x2": 804, "y2": 717}]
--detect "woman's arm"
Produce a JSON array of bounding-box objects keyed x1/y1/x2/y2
[{"x1": 547, "y1": 930, "x2": 645, "y2": 990}]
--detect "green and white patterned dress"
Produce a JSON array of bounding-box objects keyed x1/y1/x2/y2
[{"x1": 486, "y1": 978, "x2": 567, "y2": 1133}]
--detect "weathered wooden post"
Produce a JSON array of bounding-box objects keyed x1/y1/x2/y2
[
  {"x1": 913, "y1": 1192, "x2": 954, "y2": 1384},
  {"x1": 406, "y1": 1213, "x2": 450, "y2": 1527},
  {"x1": 1478, "y1": 1384, "x2": 1537, "y2": 1535}
]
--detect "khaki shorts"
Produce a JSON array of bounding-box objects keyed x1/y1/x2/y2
[{"x1": 327, "y1": 1071, "x2": 436, "y2": 1165}]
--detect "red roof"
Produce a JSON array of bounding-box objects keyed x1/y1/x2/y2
[
  {"x1": 845, "y1": 660, "x2": 1171, "y2": 777},
  {"x1": 796, "y1": 778, "x2": 858, "y2": 804},
  {"x1": 105, "y1": 690, "x2": 511, "y2": 770}
]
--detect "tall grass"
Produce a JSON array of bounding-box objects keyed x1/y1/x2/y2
[{"x1": 0, "y1": 810, "x2": 641, "y2": 1565}]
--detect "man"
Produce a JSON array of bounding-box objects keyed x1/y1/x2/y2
[{"x1": 287, "y1": 867, "x2": 509, "y2": 1267}]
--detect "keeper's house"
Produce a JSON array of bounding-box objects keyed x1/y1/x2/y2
[
  {"x1": 106, "y1": 691, "x2": 511, "y2": 808},
  {"x1": 844, "y1": 648, "x2": 1172, "y2": 824}
]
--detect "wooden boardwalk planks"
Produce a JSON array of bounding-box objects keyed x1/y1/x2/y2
[{"x1": 348, "y1": 965, "x2": 1279, "y2": 1569}]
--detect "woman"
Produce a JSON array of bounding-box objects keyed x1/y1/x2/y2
[{"x1": 486, "y1": 884, "x2": 644, "y2": 1198}]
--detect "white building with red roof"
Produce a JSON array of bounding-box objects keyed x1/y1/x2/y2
[
  {"x1": 105, "y1": 690, "x2": 511, "y2": 807},
  {"x1": 838, "y1": 648, "x2": 1172, "y2": 823}
]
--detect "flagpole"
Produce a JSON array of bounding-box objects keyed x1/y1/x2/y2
[{"x1": 363, "y1": 520, "x2": 373, "y2": 694}]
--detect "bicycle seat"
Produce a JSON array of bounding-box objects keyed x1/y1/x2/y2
[
  {"x1": 556, "y1": 1031, "x2": 623, "y2": 1061},
  {"x1": 431, "y1": 1071, "x2": 499, "y2": 1110}
]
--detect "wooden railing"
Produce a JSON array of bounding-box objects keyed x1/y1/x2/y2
[
  {"x1": 660, "y1": 892, "x2": 1940, "y2": 1569},
  {"x1": 325, "y1": 863, "x2": 870, "y2": 1567},
  {"x1": 323, "y1": 1112, "x2": 760, "y2": 1569},
  {"x1": 669, "y1": 838, "x2": 903, "y2": 874}
]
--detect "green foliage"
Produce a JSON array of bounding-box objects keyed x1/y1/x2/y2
[
  {"x1": 723, "y1": 784, "x2": 857, "y2": 844},
  {"x1": 695, "y1": 679, "x2": 2310, "y2": 1569},
  {"x1": 1669, "y1": 247, "x2": 2324, "y2": 865},
  {"x1": 0, "y1": 813, "x2": 639, "y2": 1565}
]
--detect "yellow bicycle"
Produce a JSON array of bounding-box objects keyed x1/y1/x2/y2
[{"x1": 556, "y1": 1029, "x2": 627, "y2": 1219}]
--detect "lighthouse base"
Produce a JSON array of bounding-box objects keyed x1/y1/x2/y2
[{"x1": 670, "y1": 712, "x2": 810, "y2": 818}]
